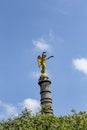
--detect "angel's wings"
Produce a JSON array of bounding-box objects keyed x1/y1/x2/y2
[{"x1": 37, "y1": 55, "x2": 42, "y2": 67}]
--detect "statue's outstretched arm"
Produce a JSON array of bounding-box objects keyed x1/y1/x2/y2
[{"x1": 46, "y1": 56, "x2": 54, "y2": 60}]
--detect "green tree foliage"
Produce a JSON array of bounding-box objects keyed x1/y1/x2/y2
[{"x1": 0, "y1": 109, "x2": 87, "y2": 130}]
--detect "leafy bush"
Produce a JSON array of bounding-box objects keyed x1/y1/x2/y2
[{"x1": 0, "y1": 109, "x2": 87, "y2": 130}]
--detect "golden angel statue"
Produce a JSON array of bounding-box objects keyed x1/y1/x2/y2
[{"x1": 37, "y1": 52, "x2": 54, "y2": 77}]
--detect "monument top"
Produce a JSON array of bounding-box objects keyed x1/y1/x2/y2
[{"x1": 37, "y1": 52, "x2": 54, "y2": 78}]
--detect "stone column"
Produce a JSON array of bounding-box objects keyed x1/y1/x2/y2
[{"x1": 38, "y1": 76, "x2": 53, "y2": 114}]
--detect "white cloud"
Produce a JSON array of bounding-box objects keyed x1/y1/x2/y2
[
  {"x1": 73, "y1": 58, "x2": 87, "y2": 75},
  {"x1": 32, "y1": 31, "x2": 64, "y2": 54},
  {"x1": 49, "y1": 30, "x2": 64, "y2": 45},
  {"x1": 20, "y1": 98, "x2": 40, "y2": 114},
  {"x1": 49, "y1": 30, "x2": 55, "y2": 42},
  {"x1": 0, "y1": 98, "x2": 40, "y2": 120},
  {"x1": 31, "y1": 71, "x2": 40, "y2": 79},
  {"x1": 32, "y1": 39, "x2": 51, "y2": 52},
  {"x1": 0, "y1": 101, "x2": 18, "y2": 120},
  {"x1": 4, "y1": 104, "x2": 18, "y2": 116},
  {"x1": 31, "y1": 70, "x2": 51, "y2": 79}
]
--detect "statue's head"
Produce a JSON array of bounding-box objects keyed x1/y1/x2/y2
[{"x1": 42, "y1": 52, "x2": 46, "y2": 57}]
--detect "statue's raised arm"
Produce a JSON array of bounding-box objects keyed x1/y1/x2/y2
[
  {"x1": 46, "y1": 56, "x2": 54, "y2": 60},
  {"x1": 37, "y1": 52, "x2": 54, "y2": 78}
]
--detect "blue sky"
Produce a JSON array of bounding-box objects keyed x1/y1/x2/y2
[{"x1": 0, "y1": 0, "x2": 87, "y2": 120}]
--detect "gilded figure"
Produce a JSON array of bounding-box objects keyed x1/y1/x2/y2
[{"x1": 37, "y1": 52, "x2": 54, "y2": 77}]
